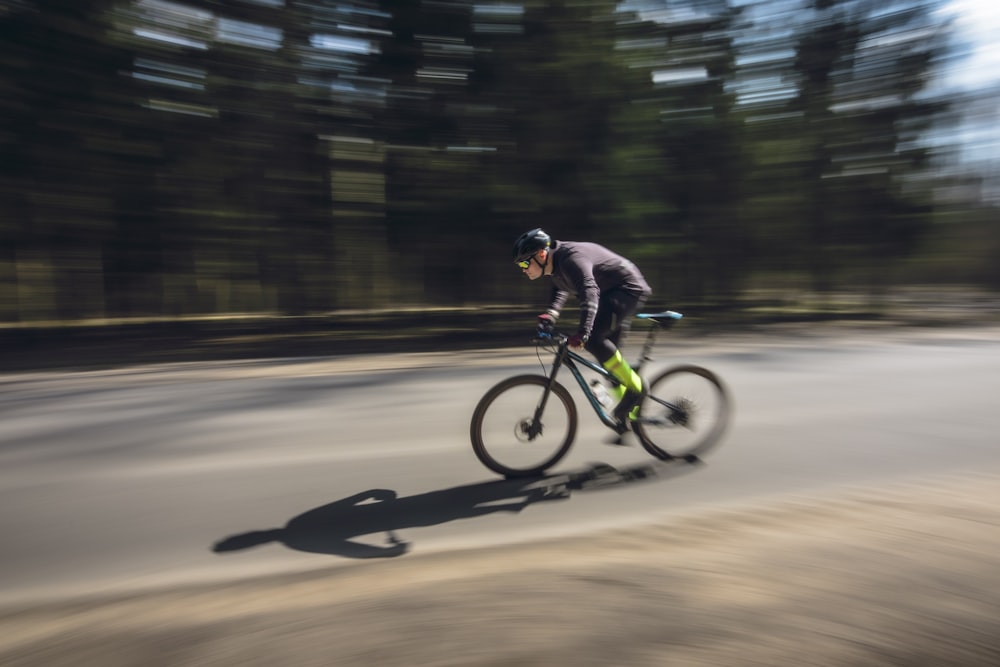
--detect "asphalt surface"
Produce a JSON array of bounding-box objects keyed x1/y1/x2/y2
[{"x1": 2, "y1": 324, "x2": 999, "y2": 608}]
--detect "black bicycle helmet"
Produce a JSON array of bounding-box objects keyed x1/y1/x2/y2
[{"x1": 512, "y1": 228, "x2": 552, "y2": 262}]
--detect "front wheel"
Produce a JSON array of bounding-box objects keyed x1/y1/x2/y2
[
  {"x1": 633, "y1": 365, "x2": 730, "y2": 461},
  {"x1": 470, "y1": 375, "x2": 578, "y2": 478}
]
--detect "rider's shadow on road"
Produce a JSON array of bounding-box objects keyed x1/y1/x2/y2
[{"x1": 212, "y1": 458, "x2": 699, "y2": 560}]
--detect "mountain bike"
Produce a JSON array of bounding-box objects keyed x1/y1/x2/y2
[{"x1": 470, "y1": 310, "x2": 730, "y2": 478}]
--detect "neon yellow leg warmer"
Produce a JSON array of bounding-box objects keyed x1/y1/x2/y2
[
  {"x1": 602, "y1": 350, "x2": 642, "y2": 395},
  {"x1": 610, "y1": 383, "x2": 627, "y2": 401}
]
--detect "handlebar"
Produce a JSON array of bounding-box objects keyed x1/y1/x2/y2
[{"x1": 532, "y1": 331, "x2": 569, "y2": 346}]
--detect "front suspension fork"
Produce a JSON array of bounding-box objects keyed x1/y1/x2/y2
[{"x1": 529, "y1": 340, "x2": 569, "y2": 433}]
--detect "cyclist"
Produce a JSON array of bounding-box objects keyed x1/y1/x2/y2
[{"x1": 513, "y1": 228, "x2": 651, "y2": 433}]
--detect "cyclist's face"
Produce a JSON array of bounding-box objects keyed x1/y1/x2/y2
[{"x1": 520, "y1": 251, "x2": 545, "y2": 280}]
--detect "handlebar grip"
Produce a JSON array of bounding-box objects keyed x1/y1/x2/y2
[{"x1": 532, "y1": 332, "x2": 567, "y2": 344}]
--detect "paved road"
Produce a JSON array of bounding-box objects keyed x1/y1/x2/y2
[{"x1": 2, "y1": 325, "x2": 999, "y2": 607}]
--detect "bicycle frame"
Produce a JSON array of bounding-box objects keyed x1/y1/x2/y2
[{"x1": 534, "y1": 320, "x2": 663, "y2": 431}]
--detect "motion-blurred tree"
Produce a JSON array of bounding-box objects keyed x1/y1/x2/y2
[
  {"x1": 789, "y1": 0, "x2": 948, "y2": 297},
  {"x1": 619, "y1": 2, "x2": 748, "y2": 304},
  {"x1": 1, "y1": 0, "x2": 131, "y2": 319}
]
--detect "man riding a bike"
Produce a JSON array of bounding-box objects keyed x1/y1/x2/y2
[{"x1": 513, "y1": 228, "x2": 651, "y2": 432}]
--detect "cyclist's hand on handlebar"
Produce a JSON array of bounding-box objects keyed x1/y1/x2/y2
[
  {"x1": 567, "y1": 332, "x2": 587, "y2": 349},
  {"x1": 536, "y1": 313, "x2": 555, "y2": 336}
]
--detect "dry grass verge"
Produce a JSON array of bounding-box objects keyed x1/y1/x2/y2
[{"x1": 2, "y1": 472, "x2": 999, "y2": 666}]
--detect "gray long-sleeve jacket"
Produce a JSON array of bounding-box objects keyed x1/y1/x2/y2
[{"x1": 546, "y1": 240, "x2": 651, "y2": 338}]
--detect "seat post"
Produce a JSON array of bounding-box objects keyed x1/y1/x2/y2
[
  {"x1": 635, "y1": 324, "x2": 657, "y2": 371},
  {"x1": 633, "y1": 311, "x2": 681, "y2": 370}
]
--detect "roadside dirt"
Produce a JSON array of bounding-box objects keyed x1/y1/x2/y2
[{"x1": 2, "y1": 471, "x2": 998, "y2": 666}]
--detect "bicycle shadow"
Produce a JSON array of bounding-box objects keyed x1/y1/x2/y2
[{"x1": 211, "y1": 457, "x2": 701, "y2": 559}]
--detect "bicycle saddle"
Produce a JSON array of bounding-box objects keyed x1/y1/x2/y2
[{"x1": 636, "y1": 311, "x2": 683, "y2": 326}]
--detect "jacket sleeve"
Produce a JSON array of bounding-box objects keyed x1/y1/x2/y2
[
  {"x1": 561, "y1": 258, "x2": 599, "y2": 337},
  {"x1": 547, "y1": 286, "x2": 568, "y2": 320},
  {"x1": 576, "y1": 278, "x2": 600, "y2": 338}
]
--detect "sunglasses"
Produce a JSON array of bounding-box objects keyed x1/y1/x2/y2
[{"x1": 517, "y1": 251, "x2": 543, "y2": 270}]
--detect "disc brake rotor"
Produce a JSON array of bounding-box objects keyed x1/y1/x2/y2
[{"x1": 514, "y1": 418, "x2": 541, "y2": 442}]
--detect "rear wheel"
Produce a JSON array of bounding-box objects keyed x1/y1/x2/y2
[
  {"x1": 633, "y1": 365, "x2": 730, "y2": 461},
  {"x1": 470, "y1": 375, "x2": 577, "y2": 478}
]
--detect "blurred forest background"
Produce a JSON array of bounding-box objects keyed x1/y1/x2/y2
[{"x1": 1, "y1": 0, "x2": 998, "y2": 328}]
